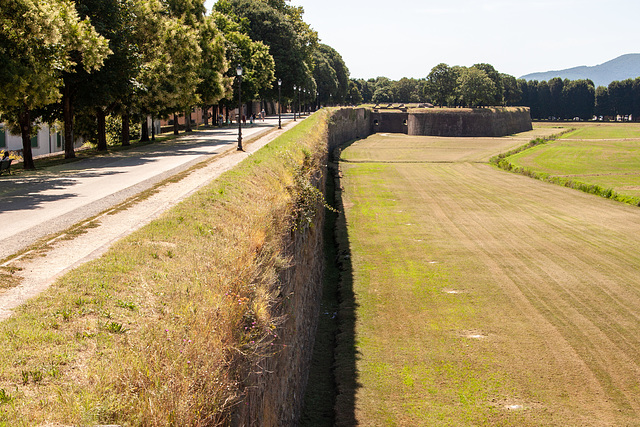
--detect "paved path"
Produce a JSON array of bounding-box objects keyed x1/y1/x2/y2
[{"x1": 0, "y1": 115, "x2": 291, "y2": 260}]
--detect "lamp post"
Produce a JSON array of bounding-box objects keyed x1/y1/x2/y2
[
  {"x1": 236, "y1": 64, "x2": 243, "y2": 151},
  {"x1": 316, "y1": 91, "x2": 319, "y2": 111},
  {"x1": 293, "y1": 84, "x2": 297, "y2": 121},
  {"x1": 278, "y1": 79, "x2": 282, "y2": 129},
  {"x1": 298, "y1": 86, "x2": 302, "y2": 117}
]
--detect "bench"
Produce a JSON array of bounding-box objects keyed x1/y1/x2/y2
[{"x1": 0, "y1": 159, "x2": 12, "y2": 176}]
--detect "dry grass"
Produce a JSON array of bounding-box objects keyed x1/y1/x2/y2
[{"x1": 0, "y1": 111, "x2": 330, "y2": 425}]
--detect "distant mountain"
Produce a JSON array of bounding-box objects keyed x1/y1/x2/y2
[{"x1": 519, "y1": 54, "x2": 640, "y2": 88}]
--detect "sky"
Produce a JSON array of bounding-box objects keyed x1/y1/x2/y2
[{"x1": 205, "y1": 0, "x2": 640, "y2": 81}]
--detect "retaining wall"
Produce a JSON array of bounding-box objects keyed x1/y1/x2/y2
[
  {"x1": 407, "y1": 107, "x2": 532, "y2": 137},
  {"x1": 232, "y1": 106, "x2": 531, "y2": 425}
]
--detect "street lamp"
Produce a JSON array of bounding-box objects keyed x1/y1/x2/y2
[
  {"x1": 293, "y1": 84, "x2": 297, "y2": 121},
  {"x1": 316, "y1": 91, "x2": 319, "y2": 111},
  {"x1": 278, "y1": 79, "x2": 282, "y2": 129},
  {"x1": 298, "y1": 86, "x2": 302, "y2": 117},
  {"x1": 236, "y1": 64, "x2": 243, "y2": 151}
]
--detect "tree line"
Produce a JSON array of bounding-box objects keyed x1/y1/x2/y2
[
  {"x1": 0, "y1": 0, "x2": 351, "y2": 169},
  {"x1": 350, "y1": 63, "x2": 640, "y2": 122}
]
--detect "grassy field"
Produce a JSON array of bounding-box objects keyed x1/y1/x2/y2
[
  {"x1": 335, "y1": 128, "x2": 640, "y2": 425},
  {"x1": 505, "y1": 122, "x2": 640, "y2": 203}
]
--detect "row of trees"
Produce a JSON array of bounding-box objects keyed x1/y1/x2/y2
[
  {"x1": 0, "y1": 0, "x2": 352, "y2": 169},
  {"x1": 350, "y1": 63, "x2": 521, "y2": 108},
  {"x1": 350, "y1": 63, "x2": 640, "y2": 122}
]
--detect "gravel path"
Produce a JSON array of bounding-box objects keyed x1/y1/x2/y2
[{"x1": 0, "y1": 117, "x2": 298, "y2": 320}]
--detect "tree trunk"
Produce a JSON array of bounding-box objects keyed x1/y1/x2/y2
[
  {"x1": 140, "y1": 117, "x2": 149, "y2": 142},
  {"x1": 151, "y1": 116, "x2": 156, "y2": 140},
  {"x1": 62, "y1": 83, "x2": 75, "y2": 159},
  {"x1": 19, "y1": 108, "x2": 35, "y2": 170},
  {"x1": 203, "y1": 106, "x2": 209, "y2": 126},
  {"x1": 96, "y1": 108, "x2": 107, "y2": 151},
  {"x1": 173, "y1": 114, "x2": 179, "y2": 135},
  {"x1": 121, "y1": 112, "x2": 130, "y2": 146},
  {"x1": 185, "y1": 109, "x2": 192, "y2": 132}
]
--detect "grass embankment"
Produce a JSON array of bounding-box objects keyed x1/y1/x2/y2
[
  {"x1": 492, "y1": 122, "x2": 640, "y2": 205},
  {"x1": 0, "y1": 112, "x2": 329, "y2": 425},
  {"x1": 333, "y1": 130, "x2": 640, "y2": 425}
]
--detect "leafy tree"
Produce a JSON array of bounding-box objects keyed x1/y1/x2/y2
[
  {"x1": 352, "y1": 79, "x2": 374, "y2": 104},
  {"x1": 217, "y1": 0, "x2": 317, "y2": 100},
  {"x1": 562, "y1": 79, "x2": 595, "y2": 120},
  {"x1": 548, "y1": 77, "x2": 564, "y2": 119},
  {"x1": 313, "y1": 44, "x2": 349, "y2": 104},
  {"x1": 501, "y1": 74, "x2": 522, "y2": 106},
  {"x1": 457, "y1": 67, "x2": 496, "y2": 107},
  {"x1": 632, "y1": 78, "x2": 640, "y2": 121},
  {"x1": 472, "y1": 63, "x2": 502, "y2": 105},
  {"x1": 391, "y1": 78, "x2": 422, "y2": 103},
  {"x1": 348, "y1": 80, "x2": 363, "y2": 105},
  {"x1": 426, "y1": 63, "x2": 458, "y2": 107},
  {"x1": 594, "y1": 86, "x2": 611, "y2": 118},
  {"x1": 536, "y1": 80, "x2": 550, "y2": 119},
  {"x1": 371, "y1": 77, "x2": 393, "y2": 104},
  {"x1": 0, "y1": 0, "x2": 110, "y2": 167},
  {"x1": 609, "y1": 79, "x2": 634, "y2": 118}
]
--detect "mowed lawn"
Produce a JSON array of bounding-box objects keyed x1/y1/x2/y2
[
  {"x1": 508, "y1": 122, "x2": 640, "y2": 200},
  {"x1": 338, "y1": 130, "x2": 640, "y2": 426}
]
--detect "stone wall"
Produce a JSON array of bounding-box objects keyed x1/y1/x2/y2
[
  {"x1": 230, "y1": 106, "x2": 532, "y2": 425},
  {"x1": 407, "y1": 107, "x2": 532, "y2": 137},
  {"x1": 327, "y1": 108, "x2": 371, "y2": 150}
]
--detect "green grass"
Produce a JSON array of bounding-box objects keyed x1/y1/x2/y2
[
  {"x1": 502, "y1": 123, "x2": 640, "y2": 203},
  {"x1": 559, "y1": 123, "x2": 640, "y2": 140},
  {"x1": 333, "y1": 125, "x2": 640, "y2": 425},
  {"x1": 334, "y1": 159, "x2": 533, "y2": 426}
]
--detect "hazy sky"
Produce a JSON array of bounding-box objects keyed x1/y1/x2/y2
[{"x1": 205, "y1": 0, "x2": 640, "y2": 80}]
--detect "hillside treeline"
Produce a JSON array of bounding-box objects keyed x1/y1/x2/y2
[
  {"x1": 351, "y1": 63, "x2": 640, "y2": 121},
  {"x1": 0, "y1": 0, "x2": 351, "y2": 169}
]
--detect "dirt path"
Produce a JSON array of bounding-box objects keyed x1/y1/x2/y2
[
  {"x1": 339, "y1": 132, "x2": 640, "y2": 425},
  {"x1": 0, "y1": 120, "x2": 297, "y2": 321}
]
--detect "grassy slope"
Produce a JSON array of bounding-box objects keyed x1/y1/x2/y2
[
  {"x1": 336, "y1": 131, "x2": 640, "y2": 426},
  {"x1": 0, "y1": 112, "x2": 329, "y2": 425}
]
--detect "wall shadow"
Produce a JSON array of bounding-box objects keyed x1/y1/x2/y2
[{"x1": 300, "y1": 140, "x2": 360, "y2": 426}]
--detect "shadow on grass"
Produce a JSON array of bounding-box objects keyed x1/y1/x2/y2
[{"x1": 300, "y1": 142, "x2": 359, "y2": 426}]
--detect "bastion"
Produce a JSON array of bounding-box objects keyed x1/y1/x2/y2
[{"x1": 370, "y1": 107, "x2": 532, "y2": 137}]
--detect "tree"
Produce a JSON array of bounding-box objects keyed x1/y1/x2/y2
[
  {"x1": 472, "y1": 63, "x2": 502, "y2": 105},
  {"x1": 391, "y1": 78, "x2": 421, "y2": 103},
  {"x1": 501, "y1": 74, "x2": 522, "y2": 106},
  {"x1": 0, "y1": 0, "x2": 110, "y2": 167},
  {"x1": 217, "y1": 0, "x2": 317, "y2": 101},
  {"x1": 371, "y1": 77, "x2": 393, "y2": 104},
  {"x1": 457, "y1": 67, "x2": 496, "y2": 107},
  {"x1": 548, "y1": 77, "x2": 564, "y2": 119},
  {"x1": 562, "y1": 79, "x2": 595, "y2": 120},
  {"x1": 426, "y1": 63, "x2": 458, "y2": 107},
  {"x1": 536, "y1": 80, "x2": 550, "y2": 119},
  {"x1": 212, "y1": 10, "x2": 275, "y2": 121},
  {"x1": 609, "y1": 79, "x2": 634, "y2": 118},
  {"x1": 313, "y1": 44, "x2": 349, "y2": 105},
  {"x1": 594, "y1": 86, "x2": 611, "y2": 118}
]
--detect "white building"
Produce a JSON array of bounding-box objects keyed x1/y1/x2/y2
[{"x1": 0, "y1": 122, "x2": 83, "y2": 157}]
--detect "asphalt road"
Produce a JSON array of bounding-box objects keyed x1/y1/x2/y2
[{"x1": 0, "y1": 115, "x2": 289, "y2": 260}]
